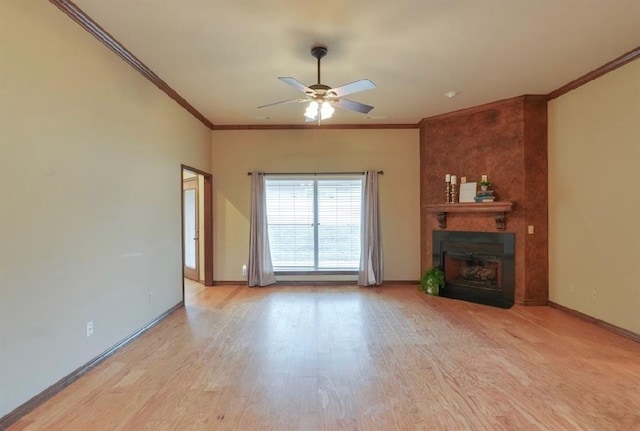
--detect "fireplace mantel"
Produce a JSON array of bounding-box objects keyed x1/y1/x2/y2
[{"x1": 424, "y1": 202, "x2": 514, "y2": 230}]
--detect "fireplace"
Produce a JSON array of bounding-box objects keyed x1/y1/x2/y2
[{"x1": 433, "y1": 231, "x2": 515, "y2": 308}]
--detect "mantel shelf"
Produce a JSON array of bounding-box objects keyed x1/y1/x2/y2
[
  {"x1": 425, "y1": 202, "x2": 514, "y2": 213},
  {"x1": 424, "y1": 202, "x2": 515, "y2": 230}
]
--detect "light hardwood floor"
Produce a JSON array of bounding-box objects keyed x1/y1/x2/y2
[
  {"x1": 8, "y1": 285, "x2": 640, "y2": 430},
  {"x1": 184, "y1": 278, "x2": 206, "y2": 300}
]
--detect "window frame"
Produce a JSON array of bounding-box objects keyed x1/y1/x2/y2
[{"x1": 265, "y1": 174, "x2": 363, "y2": 274}]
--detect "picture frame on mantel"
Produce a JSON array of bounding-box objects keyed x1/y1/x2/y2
[{"x1": 459, "y1": 182, "x2": 477, "y2": 203}]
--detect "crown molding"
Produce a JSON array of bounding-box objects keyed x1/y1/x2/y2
[
  {"x1": 49, "y1": 0, "x2": 214, "y2": 130},
  {"x1": 212, "y1": 123, "x2": 419, "y2": 131},
  {"x1": 547, "y1": 45, "x2": 640, "y2": 100},
  {"x1": 419, "y1": 95, "x2": 537, "y2": 125}
]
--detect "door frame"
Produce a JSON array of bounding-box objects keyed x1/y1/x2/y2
[{"x1": 180, "y1": 165, "x2": 213, "y2": 299}]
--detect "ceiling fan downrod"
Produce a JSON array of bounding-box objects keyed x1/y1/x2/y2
[{"x1": 311, "y1": 46, "x2": 327, "y2": 85}]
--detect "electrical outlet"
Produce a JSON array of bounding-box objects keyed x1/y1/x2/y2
[
  {"x1": 242, "y1": 264, "x2": 247, "y2": 277},
  {"x1": 148, "y1": 291, "x2": 154, "y2": 304},
  {"x1": 569, "y1": 284, "x2": 576, "y2": 293},
  {"x1": 591, "y1": 290, "x2": 598, "y2": 300},
  {"x1": 86, "y1": 321, "x2": 94, "y2": 337},
  {"x1": 528, "y1": 225, "x2": 534, "y2": 235}
]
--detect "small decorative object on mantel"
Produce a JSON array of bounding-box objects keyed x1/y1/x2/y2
[
  {"x1": 476, "y1": 175, "x2": 495, "y2": 202},
  {"x1": 450, "y1": 175, "x2": 457, "y2": 203},
  {"x1": 480, "y1": 175, "x2": 490, "y2": 189},
  {"x1": 444, "y1": 173, "x2": 459, "y2": 203},
  {"x1": 459, "y1": 182, "x2": 477, "y2": 203},
  {"x1": 419, "y1": 267, "x2": 445, "y2": 296},
  {"x1": 475, "y1": 189, "x2": 495, "y2": 203},
  {"x1": 445, "y1": 174, "x2": 451, "y2": 203}
]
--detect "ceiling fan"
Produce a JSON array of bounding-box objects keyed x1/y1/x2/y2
[{"x1": 257, "y1": 46, "x2": 376, "y2": 122}]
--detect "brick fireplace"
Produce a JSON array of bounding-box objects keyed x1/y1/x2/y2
[{"x1": 420, "y1": 95, "x2": 548, "y2": 305}]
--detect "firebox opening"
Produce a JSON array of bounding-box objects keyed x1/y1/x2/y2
[{"x1": 444, "y1": 252, "x2": 502, "y2": 292}]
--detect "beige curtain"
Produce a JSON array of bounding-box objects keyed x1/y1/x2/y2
[
  {"x1": 358, "y1": 170, "x2": 383, "y2": 286},
  {"x1": 247, "y1": 172, "x2": 276, "y2": 287}
]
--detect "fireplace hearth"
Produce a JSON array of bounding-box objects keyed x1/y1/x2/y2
[{"x1": 433, "y1": 231, "x2": 515, "y2": 308}]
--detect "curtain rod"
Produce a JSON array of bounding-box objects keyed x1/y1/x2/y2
[{"x1": 247, "y1": 171, "x2": 383, "y2": 176}]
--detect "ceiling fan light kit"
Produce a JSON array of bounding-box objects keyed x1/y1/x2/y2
[
  {"x1": 258, "y1": 46, "x2": 376, "y2": 124},
  {"x1": 304, "y1": 100, "x2": 335, "y2": 120}
]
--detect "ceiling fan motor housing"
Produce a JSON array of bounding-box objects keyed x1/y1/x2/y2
[
  {"x1": 311, "y1": 46, "x2": 328, "y2": 59},
  {"x1": 309, "y1": 83, "x2": 332, "y2": 95}
]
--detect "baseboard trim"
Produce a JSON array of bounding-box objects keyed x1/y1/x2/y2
[
  {"x1": 548, "y1": 301, "x2": 640, "y2": 343},
  {"x1": 273, "y1": 281, "x2": 356, "y2": 286},
  {"x1": 0, "y1": 302, "x2": 184, "y2": 429},
  {"x1": 515, "y1": 299, "x2": 549, "y2": 306},
  {"x1": 213, "y1": 280, "x2": 419, "y2": 287},
  {"x1": 382, "y1": 280, "x2": 419, "y2": 286},
  {"x1": 213, "y1": 280, "x2": 246, "y2": 286}
]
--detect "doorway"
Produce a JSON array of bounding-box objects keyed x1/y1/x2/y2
[
  {"x1": 181, "y1": 165, "x2": 213, "y2": 298},
  {"x1": 182, "y1": 173, "x2": 199, "y2": 281}
]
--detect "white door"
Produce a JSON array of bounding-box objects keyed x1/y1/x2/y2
[{"x1": 183, "y1": 178, "x2": 199, "y2": 281}]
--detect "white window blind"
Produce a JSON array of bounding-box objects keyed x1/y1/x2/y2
[{"x1": 265, "y1": 177, "x2": 362, "y2": 271}]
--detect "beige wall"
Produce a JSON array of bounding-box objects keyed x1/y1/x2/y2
[
  {"x1": 548, "y1": 59, "x2": 640, "y2": 334},
  {"x1": 0, "y1": 1, "x2": 211, "y2": 417},
  {"x1": 211, "y1": 129, "x2": 420, "y2": 281}
]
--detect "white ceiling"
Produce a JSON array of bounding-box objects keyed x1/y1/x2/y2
[{"x1": 72, "y1": 0, "x2": 640, "y2": 126}]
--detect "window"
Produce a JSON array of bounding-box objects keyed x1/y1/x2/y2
[{"x1": 265, "y1": 176, "x2": 363, "y2": 271}]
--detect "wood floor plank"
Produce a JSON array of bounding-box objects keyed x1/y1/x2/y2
[{"x1": 8, "y1": 284, "x2": 640, "y2": 430}]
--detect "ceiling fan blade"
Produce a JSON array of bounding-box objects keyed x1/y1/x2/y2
[
  {"x1": 257, "y1": 99, "x2": 304, "y2": 109},
  {"x1": 333, "y1": 98, "x2": 374, "y2": 114},
  {"x1": 278, "y1": 77, "x2": 313, "y2": 94},
  {"x1": 329, "y1": 79, "x2": 376, "y2": 97}
]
